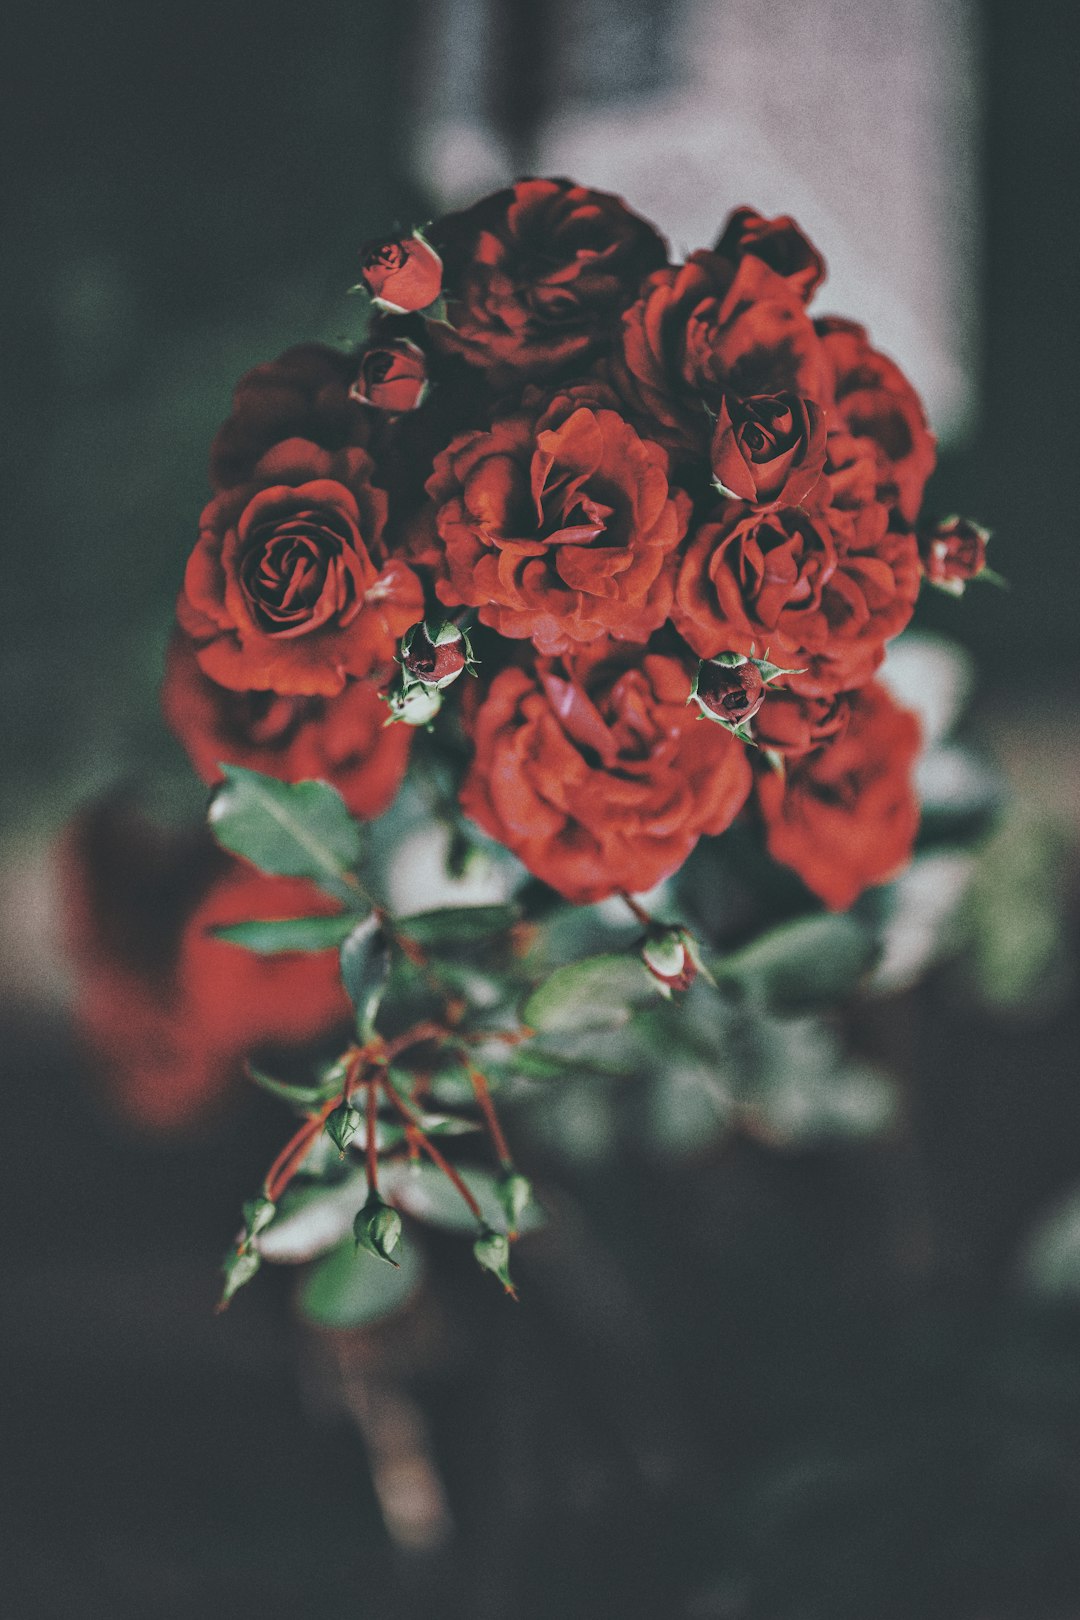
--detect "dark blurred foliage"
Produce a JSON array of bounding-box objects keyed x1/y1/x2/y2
[{"x1": 2, "y1": 0, "x2": 1080, "y2": 1615}]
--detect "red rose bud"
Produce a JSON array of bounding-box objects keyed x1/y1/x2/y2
[
  {"x1": 920, "y1": 515, "x2": 990, "y2": 594},
  {"x1": 359, "y1": 232, "x2": 443, "y2": 313},
  {"x1": 400, "y1": 621, "x2": 472, "y2": 689},
  {"x1": 348, "y1": 339, "x2": 428, "y2": 412},
  {"x1": 691, "y1": 655, "x2": 766, "y2": 727},
  {"x1": 711, "y1": 392, "x2": 826, "y2": 507},
  {"x1": 641, "y1": 927, "x2": 698, "y2": 995}
]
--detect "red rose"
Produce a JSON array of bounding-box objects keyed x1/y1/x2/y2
[
  {"x1": 710, "y1": 392, "x2": 826, "y2": 506},
  {"x1": 713, "y1": 206, "x2": 827, "y2": 304},
  {"x1": 751, "y1": 687, "x2": 852, "y2": 759},
  {"x1": 177, "y1": 438, "x2": 423, "y2": 696},
  {"x1": 672, "y1": 491, "x2": 920, "y2": 696},
  {"x1": 919, "y1": 515, "x2": 990, "y2": 593},
  {"x1": 429, "y1": 178, "x2": 668, "y2": 385},
  {"x1": 348, "y1": 337, "x2": 428, "y2": 413},
  {"x1": 755, "y1": 682, "x2": 920, "y2": 908},
  {"x1": 63, "y1": 804, "x2": 351, "y2": 1130},
  {"x1": 692, "y1": 656, "x2": 766, "y2": 725},
  {"x1": 161, "y1": 633, "x2": 411, "y2": 820},
  {"x1": 817, "y1": 317, "x2": 936, "y2": 524},
  {"x1": 426, "y1": 388, "x2": 690, "y2": 655},
  {"x1": 610, "y1": 252, "x2": 832, "y2": 461},
  {"x1": 359, "y1": 232, "x2": 443, "y2": 312},
  {"x1": 209, "y1": 345, "x2": 370, "y2": 493},
  {"x1": 460, "y1": 654, "x2": 752, "y2": 904}
]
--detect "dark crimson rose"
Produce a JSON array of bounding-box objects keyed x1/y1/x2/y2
[
  {"x1": 672, "y1": 492, "x2": 920, "y2": 697},
  {"x1": 348, "y1": 338, "x2": 428, "y2": 412},
  {"x1": 210, "y1": 345, "x2": 370, "y2": 493},
  {"x1": 919, "y1": 515, "x2": 989, "y2": 592},
  {"x1": 610, "y1": 252, "x2": 832, "y2": 462},
  {"x1": 63, "y1": 805, "x2": 351, "y2": 1130},
  {"x1": 756, "y1": 682, "x2": 921, "y2": 909},
  {"x1": 711, "y1": 392, "x2": 826, "y2": 506},
  {"x1": 429, "y1": 178, "x2": 668, "y2": 385},
  {"x1": 359, "y1": 232, "x2": 443, "y2": 312},
  {"x1": 713, "y1": 206, "x2": 827, "y2": 303},
  {"x1": 161, "y1": 633, "x2": 411, "y2": 820},
  {"x1": 751, "y1": 687, "x2": 852, "y2": 759},
  {"x1": 426, "y1": 387, "x2": 690, "y2": 655},
  {"x1": 178, "y1": 438, "x2": 423, "y2": 696},
  {"x1": 459, "y1": 654, "x2": 752, "y2": 904},
  {"x1": 693, "y1": 657, "x2": 766, "y2": 725},
  {"x1": 399, "y1": 621, "x2": 470, "y2": 688},
  {"x1": 817, "y1": 317, "x2": 936, "y2": 524}
]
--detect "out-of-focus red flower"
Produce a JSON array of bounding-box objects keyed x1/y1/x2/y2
[
  {"x1": 161, "y1": 632, "x2": 410, "y2": 820},
  {"x1": 359, "y1": 232, "x2": 443, "y2": 312},
  {"x1": 209, "y1": 345, "x2": 370, "y2": 493},
  {"x1": 712, "y1": 206, "x2": 827, "y2": 304},
  {"x1": 348, "y1": 338, "x2": 428, "y2": 413},
  {"x1": 919, "y1": 515, "x2": 990, "y2": 592},
  {"x1": 460, "y1": 653, "x2": 752, "y2": 904},
  {"x1": 755, "y1": 681, "x2": 921, "y2": 908}
]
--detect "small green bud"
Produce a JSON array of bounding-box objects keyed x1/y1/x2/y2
[
  {"x1": 353, "y1": 1194, "x2": 402, "y2": 1265},
  {"x1": 242, "y1": 1195, "x2": 276, "y2": 1240},
  {"x1": 220, "y1": 1247, "x2": 261, "y2": 1309},
  {"x1": 383, "y1": 681, "x2": 443, "y2": 727},
  {"x1": 473, "y1": 1227, "x2": 517, "y2": 1297},
  {"x1": 498, "y1": 1173, "x2": 533, "y2": 1233},
  {"x1": 325, "y1": 1102, "x2": 362, "y2": 1155}
]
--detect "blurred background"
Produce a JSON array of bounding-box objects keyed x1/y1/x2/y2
[{"x1": 2, "y1": 1, "x2": 1080, "y2": 1615}]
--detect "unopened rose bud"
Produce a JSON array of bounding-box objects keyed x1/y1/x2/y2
[
  {"x1": 383, "y1": 682, "x2": 443, "y2": 727},
  {"x1": 348, "y1": 338, "x2": 428, "y2": 412},
  {"x1": 400, "y1": 621, "x2": 472, "y2": 689},
  {"x1": 353, "y1": 1193, "x2": 402, "y2": 1265},
  {"x1": 497, "y1": 1173, "x2": 533, "y2": 1234},
  {"x1": 325, "y1": 1102, "x2": 362, "y2": 1155},
  {"x1": 473, "y1": 1227, "x2": 517, "y2": 1297},
  {"x1": 359, "y1": 231, "x2": 443, "y2": 313},
  {"x1": 691, "y1": 654, "x2": 766, "y2": 726},
  {"x1": 920, "y1": 515, "x2": 990, "y2": 594},
  {"x1": 641, "y1": 927, "x2": 697, "y2": 995}
]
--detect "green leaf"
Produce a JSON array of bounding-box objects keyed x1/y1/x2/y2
[
  {"x1": 256, "y1": 1173, "x2": 366, "y2": 1264},
  {"x1": 340, "y1": 914, "x2": 391, "y2": 1040},
  {"x1": 208, "y1": 767, "x2": 363, "y2": 901},
  {"x1": 299, "y1": 1235, "x2": 423, "y2": 1329},
  {"x1": 523, "y1": 952, "x2": 662, "y2": 1034},
  {"x1": 211, "y1": 914, "x2": 356, "y2": 954},
  {"x1": 381, "y1": 1160, "x2": 543, "y2": 1237},
  {"x1": 247, "y1": 1064, "x2": 341, "y2": 1113},
  {"x1": 397, "y1": 904, "x2": 520, "y2": 948},
  {"x1": 714, "y1": 914, "x2": 878, "y2": 1010}
]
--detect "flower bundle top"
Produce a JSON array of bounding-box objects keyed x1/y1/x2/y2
[{"x1": 167, "y1": 178, "x2": 990, "y2": 917}]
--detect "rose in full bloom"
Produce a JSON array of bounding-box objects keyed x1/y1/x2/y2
[
  {"x1": 348, "y1": 337, "x2": 428, "y2": 412},
  {"x1": 713, "y1": 207, "x2": 827, "y2": 304},
  {"x1": 755, "y1": 681, "x2": 920, "y2": 908},
  {"x1": 672, "y1": 474, "x2": 921, "y2": 696},
  {"x1": 710, "y1": 392, "x2": 826, "y2": 506},
  {"x1": 751, "y1": 686, "x2": 852, "y2": 760},
  {"x1": 610, "y1": 251, "x2": 832, "y2": 461},
  {"x1": 919, "y1": 515, "x2": 990, "y2": 593},
  {"x1": 178, "y1": 438, "x2": 423, "y2": 696},
  {"x1": 817, "y1": 317, "x2": 936, "y2": 524},
  {"x1": 460, "y1": 653, "x2": 752, "y2": 903},
  {"x1": 429, "y1": 178, "x2": 668, "y2": 385},
  {"x1": 359, "y1": 232, "x2": 443, "y2": 312},
  {"x1": 161, "y1": 633, "x2": 411, "y2": 820},
  {"x1": 209, "y1": 345, "x2": 370, "y2": 493},
  {"x1": 63, "y1": 804, "x2": 351, "y2": 1130},
  {"x1": 426, "y1": 387, "x2": 691, "y2": 655}
]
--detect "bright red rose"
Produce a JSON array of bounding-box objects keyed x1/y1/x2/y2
[
  {"x1": 713, "y1": 206, "x2": 827, "y2": 304},
  {"x1": 460, "y1": 654, "x2": 752, "y2": 904},
  {"x1": 710, "y1": 392, "x2": 826, "y2": 506},
  {"x1": 817, "y1": 317, "x2": 936, "y2": 524},
  {"x1": 672, "y1": 483, "x2": 920, "y2": 697},
  {"x1": 359, "y1": 232, "x2": 443, "y2": 312},
  {"x1": 751, "y1": 687, "x2": 852, "y2": 759},
  {"x1": 348, "y1": 337, "x2": 428, "y2": 412},
  {"x1": 755, "y1": 682, "x2": 921, "y2": 908},
  {"x1": 429, "y1": 178, "x2": 668, "y2": 385},
  {"x1": 63, "y1": 804, "x2": 351, "y2": 1130},
  {"x1": 177, "y1": 438, "x2": 423, "y2": 697},
  {"x1": 610, "y1": 252, "x2": 832, "y2": 461},
  {"x1": 426, "y1": 388, "x2": 690, "y2": 655},
  {"x1": 209, "y1": 345, "x2": 370, "y2": 493},
  {"x1": 161, "y1": 633, "x2": 410, "y2": 820}
]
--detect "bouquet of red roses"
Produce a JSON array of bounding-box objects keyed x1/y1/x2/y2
[{"x1": 67, "y1": 179, "x2": 998, "y2": 1316}]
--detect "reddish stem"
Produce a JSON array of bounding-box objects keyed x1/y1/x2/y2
[
  {"x1": 365, "y1": 1077, "x2": 379, "y2": 1195},
  {"x1": 467, "y1": 1065, "x2": 513, "y2": 1171},
  {"x1": 380, "y1": 1074, "x2": 484, "y2": 1224},
  {"x1": 619, "y1": 890, "x2": 653, "y2": 929},
  {"x1": 263, "y1": 1099, "x2": 338, "y2": 1204}
]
